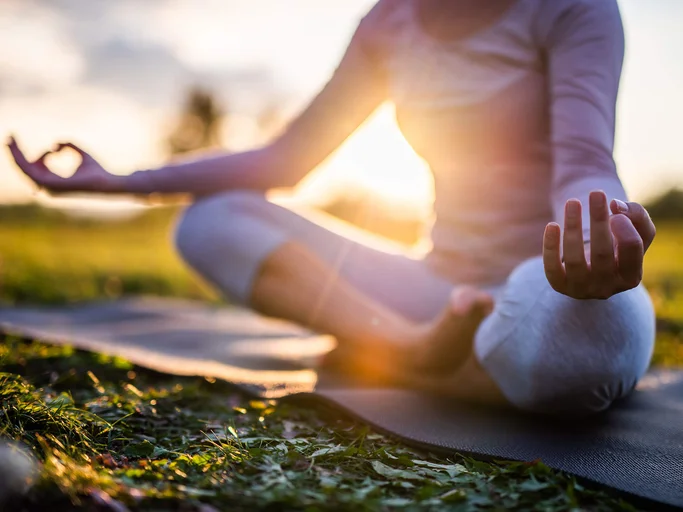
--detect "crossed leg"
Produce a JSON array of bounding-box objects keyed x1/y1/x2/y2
[{"x1": 175, "y1": 191, "x2": 656, "y2": 415}]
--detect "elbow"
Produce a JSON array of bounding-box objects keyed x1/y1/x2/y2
[
  {"x1": 257, "y1": 141, "x2": 310, "y2": 189},
  {"x1": 551, "y1": 143, "x2": 626, "y2": 208},
  {"x1": 274, "y1": 167, "x2": 305, "y2": 189},
  {"x1": 553, "y1": 143, "x2": 617, "y2": 191}
]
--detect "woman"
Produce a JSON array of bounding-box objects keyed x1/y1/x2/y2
[{"x1": 8, "y1": 0, "x2": 657, "y2": 415}]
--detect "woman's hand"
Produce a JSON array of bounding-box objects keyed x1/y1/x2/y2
[
  {"x1": 6, "y1": 136, "x2": 121, "y2": 193},
  {"x1": 543, "y1": 190, "x2": 656, "y2": 300}
]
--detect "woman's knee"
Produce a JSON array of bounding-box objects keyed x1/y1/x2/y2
[
  {"x1": 475, "y1": 256, "x2": 656, "y2": 416},
  {"x1": 174, "y1": 190, "x2": 268, "y2": 265},
  {"x1": 173, "y1": 191, "x2": 289, "y2": 302}
]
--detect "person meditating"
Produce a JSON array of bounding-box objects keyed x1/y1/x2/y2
[{"x1": 8, "y1": 0, "x2": 657, "y2": 415}]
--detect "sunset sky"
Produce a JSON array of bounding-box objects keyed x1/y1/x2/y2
[{"x1": 1, "y1": 0, "x2": 682, "y2": 217}]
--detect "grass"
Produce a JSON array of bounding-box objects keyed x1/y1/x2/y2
[
  {"x1": 0, "y1": 203, "x2": 214, "y2": 305},
  {"x1": 0, "y1": 203, "x2": 681, "y2": 511},
  {"x1": 0, "y1": 339, "x2": 642, "y2": 511}
]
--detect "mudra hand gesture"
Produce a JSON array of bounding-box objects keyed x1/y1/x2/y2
[
  {"x1": 543, "y1": 190, "x2": 656, "y2": 300},
  {"x1": 6, "y1": 136, "x2": 117, "y2": 193}
]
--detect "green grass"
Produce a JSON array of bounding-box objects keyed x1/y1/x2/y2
[
  {"x1": 0, "y1": 204, "x2": 213, "y2": 305},
  {"x1": 0, "y1": 339, "x2": 641, "y2": 511},
  {"x1": 0, "y1": 203, "x2": 681, "y2": 510}
]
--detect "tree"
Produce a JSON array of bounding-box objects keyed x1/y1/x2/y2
[
  {"x1": 644, "y1": 188, "x2": 683, "y2": 221},
  {"x1": 167, "y1": 87, "x2": 224, "y2": 156}
]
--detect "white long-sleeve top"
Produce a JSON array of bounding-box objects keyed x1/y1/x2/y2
[{"x1": 131, "y1": 0, "x2": 628, "y2": 286}]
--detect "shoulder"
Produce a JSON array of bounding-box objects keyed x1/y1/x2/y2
[
  {"x1": 358, "y1": 0, "x2": 409, "y2": 30},
  {"x1": 354, "y1": 0, "x2": 413, "y2": 49},
  {"x1": 536, "y1": 0, "x2": 622, "y2": 43},
  {"x1": 539, "y1": 0, "x2": 621, "y2": 21}
]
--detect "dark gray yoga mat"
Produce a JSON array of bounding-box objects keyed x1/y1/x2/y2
[{"x1": 1, "y1": 298, "x2": 681, "y2": 508}]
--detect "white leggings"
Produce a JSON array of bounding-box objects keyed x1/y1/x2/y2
[{"x1": 175, "y1": 191, "x2": 656, "y2": 415}]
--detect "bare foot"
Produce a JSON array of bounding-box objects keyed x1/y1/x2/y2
[
  {"x1": 411, "y1": 286, "x2": 494, "y2": 375},
  {"x1": 320, "y1": 286, "x2": 493, "y2": 387}
]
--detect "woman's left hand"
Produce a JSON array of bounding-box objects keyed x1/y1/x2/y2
[{"x1": 543, "y1": 190, "x2": 656, "y2": 300}]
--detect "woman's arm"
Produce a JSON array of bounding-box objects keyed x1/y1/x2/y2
[
  {"x1": 8, "y1": 9, "x2": 388, "y2": 196},
  {"x1": 540, "y1": 0, "x2": 656, "y2": 299},
  {"x1": 545, "y1": 0, "x2": 626, "y2": 230},
  {"x1": 123, "y1": 14, "x2": 388, "y2": 196}
]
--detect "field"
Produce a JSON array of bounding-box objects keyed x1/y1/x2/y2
[{"x1": 0, "y1": 203, "x2": 681, "y2": 511}]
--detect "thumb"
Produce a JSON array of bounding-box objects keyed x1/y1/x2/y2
[
  {"x1": 610, "y1": 199, "x2": 656, "y2": 252},
  {"x1": 54, "y1": 142, "x2": 94, "y2": 162}
]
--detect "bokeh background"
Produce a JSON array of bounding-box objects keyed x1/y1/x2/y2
[
  {"x1": 0, "y1": 0, "x2": 682, "y2": 367},
  {"x1": 1, "y1": 0, "x2": 433, "y2": 219},
  {"x1": 3, "y1": 0, "x2": 683, "y2": 210}
]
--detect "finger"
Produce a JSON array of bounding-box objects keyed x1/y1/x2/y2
[
  {"x1": 477, "y1": 291, "x2": 495, "y2": 317},
  {"x1": 6, "y1": 136, "x2": 31, "y2": 169},
  {"x1": 54, "y1": 142, "x2": 93, "y2": 160},
  {"x1": 543, "y1": 222, "x2": 566, "y2": 293},
  {"x1": 33, "y1": 151, "x2": 53, "y2": 171},
  {"x1": 6, "y1": 138, "x2": 62, "y2": 190},
  {"x1": 563, "y1": 199, "x2": 589, "y2": 292},
  {"x1": 589, "y1": 190, "x2": 617, "y2": 281},
  {"x1": 451, "y1": 288, "x2": 494, "y2": 317},
  {"x1": 421, "y1": 287, "x2": 490, "y2": 373},
  {"x1": 6, "y1": 139, "x2": 48, "y2": 185},
  {"x1": 7, "y1": 137, "x2": 48, "y2": 169},
  {"x1": 611, "y1": 199, "x2": 656, "y2": 252},
  {"x1": 610, "y1": 214, "x2": 644, "y2": 289}
]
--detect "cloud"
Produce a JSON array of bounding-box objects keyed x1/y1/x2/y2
[
  {"x1": 81, "y1": 38, "x2": 193, "y2": 107},
  {"x1": 150, "y1": 0, "x2": 374, "y2": 93},
  {"x1": 80, "y1": 37, "x2": 275, "y2": 110},
  {"x1": 0, "y1": 0, "x2": 278, "y2": 109},
  {"x1": 0, "y1": 4, "x2": 85, "y2": 95}
]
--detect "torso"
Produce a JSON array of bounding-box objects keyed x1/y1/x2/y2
[
  {"x1": 367, "y1": 0, "x2": 554, "y2": 285},
  {"x1": 416, "y1": 0, "x2": 519, "y2": 42}
]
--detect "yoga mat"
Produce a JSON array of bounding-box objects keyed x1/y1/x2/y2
[{"x1": 1, "y1": 298, "x2": 681, "y2": 508}]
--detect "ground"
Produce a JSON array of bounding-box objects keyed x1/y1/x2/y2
[{"x1": 0, "y1": 204, "x2": 681, "y2": 511}]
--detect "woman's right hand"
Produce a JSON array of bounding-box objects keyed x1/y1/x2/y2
[{"x1": 6, "y1": 136, "x2": 122, "y2": 193}]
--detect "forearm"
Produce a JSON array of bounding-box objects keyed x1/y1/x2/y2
[
  {"x1": 544, "y1": 0, "x2": 626, "y2": 239},
  {"x1": 113, "y1": 144, "x2": 303, "y2": 196}
]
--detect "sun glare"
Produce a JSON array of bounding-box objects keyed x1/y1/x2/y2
[{"x1": 296, "y1": 104, "x2": 434, "y2": 219}]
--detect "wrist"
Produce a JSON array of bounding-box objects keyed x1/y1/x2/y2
[
  {"x1": 108, "y1": 171, "x2": 155, "y2": 194},
  {"x1": 104, "y1": 174, "x2": 131, "y2": 193}
]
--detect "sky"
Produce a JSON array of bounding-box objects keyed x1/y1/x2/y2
[{"x1": 1, "y1": 0, "x2": 682, "y2": 217}]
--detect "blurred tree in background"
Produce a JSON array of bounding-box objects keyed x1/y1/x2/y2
[
  {"x1": 644, "y1": 188, "x2": 683, "y2": 221},
  {"x1": 167, "y1": 87, "x2": 224, "y2": 155}
]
